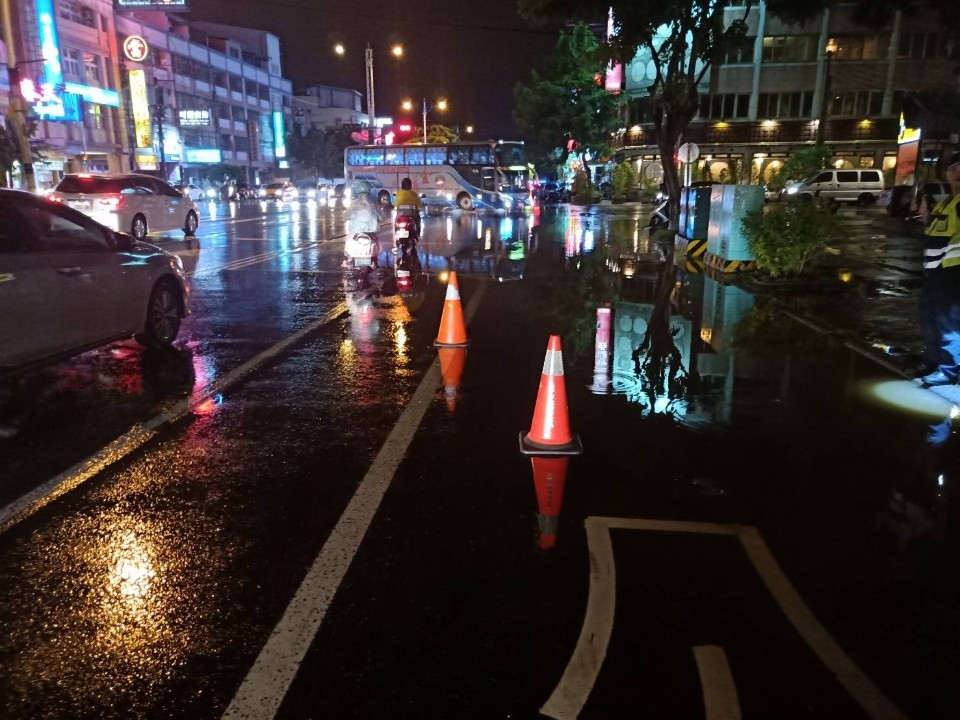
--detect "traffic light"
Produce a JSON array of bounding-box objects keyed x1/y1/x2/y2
[{"x1": 394, "y1": 120, "x2": 416, "y2": 143}]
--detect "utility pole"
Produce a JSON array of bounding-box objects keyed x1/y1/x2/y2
[{"x1": 1, "y1": 0, "x2": 37, "y2": 190}]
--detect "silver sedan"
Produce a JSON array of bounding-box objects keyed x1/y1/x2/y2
[{"x1": 0, "y1": 189, "x2": 190, "y2": 374}]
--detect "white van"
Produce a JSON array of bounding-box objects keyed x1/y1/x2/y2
[{"x1": 785, "y1": 168, "x2": 885, "y2": 205}]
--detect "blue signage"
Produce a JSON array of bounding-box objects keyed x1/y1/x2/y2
[
  {"x1": 33, "y1": 0, "x2": 67, "y2": 121},
  {"x1": 64, "y1": 82, "x2": 121, "y2": 107},
  {"x1": 272, "y1": 111, "x2": 286, "y2": 159}
]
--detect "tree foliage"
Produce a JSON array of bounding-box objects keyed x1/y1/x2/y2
[
  {"x1": 513, "y1": 23, "x2": 622, "y2": 180},
  {"x1": 770, "y1": 144, "x2": 833, "y2": 186},
  {"x1": 742, "y1": 200, "x2": 836, "y2": 277},
  {"x1": 518, "y1": 0, "x2": 957, "y2": 224},
  {"x1": 286, "y1": 125, "x2": 355, "y2": 180}
]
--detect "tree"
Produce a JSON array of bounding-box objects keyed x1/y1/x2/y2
[
  {"x1": 770, "y1": 144, "x2": 833, "y2": 187},
  {"x1": 286, "y1": 125, "x2": 355, "y2": 180},
  {"x1": 513, "y1": 23, "x2": 623, "y2": 186},
  {"x1": 518, "y1": 1, "x2": 948, "y2": 224}
]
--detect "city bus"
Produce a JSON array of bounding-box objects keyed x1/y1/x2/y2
[{"x1": 343, "y1": 140, "x2": 533, "y2": 213}]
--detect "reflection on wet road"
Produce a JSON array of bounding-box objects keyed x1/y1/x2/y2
[{"x1": 0, "y1": 200, "x2": 956, "y2": 719}]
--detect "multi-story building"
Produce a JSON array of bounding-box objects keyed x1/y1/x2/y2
[
  {"x1": 1, "y1": 2, "x2": 293, "y2": 190},
  {"x1": 615, "y1": 1, "x2": 959, "y2": 187},
  {"x1": 292, "y1": 84, "x2": 365, "y2": 136}
]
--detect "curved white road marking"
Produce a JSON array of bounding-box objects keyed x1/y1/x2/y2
[
  {"x1": 693, "y1": 645, "x2": 741, "y2": 720},
  {"x1": 220, "y1": 280, "x2": 486, "y2": 720},
  {"x1": 541, "y1": 518, "x2": 909, "y2": 720}
]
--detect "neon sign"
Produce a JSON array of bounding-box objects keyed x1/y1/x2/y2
[
  {"x1": 123, "y1": 35, "x2": 149, "y2": 63},
  {"x1": 31, "y1": 0, "x2": 71, "y2": 120},
  {"x1": 129, "y1": 69, "x2": 153, "y2": 148},
  {"x1": 272, "y1": 111, "x2": 286, "y2": 158}
]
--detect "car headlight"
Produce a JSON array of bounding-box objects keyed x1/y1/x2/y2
[
  {"x1": 786, "y1": 186, "x2": 798, "y2": 195},
  {"x1": 206, "y1": 188, "x2": 217, "y2": 199}
]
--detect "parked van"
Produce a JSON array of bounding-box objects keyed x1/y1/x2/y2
[{"x1": 785, "y1": 168, "x2": 885, "y2": 205}]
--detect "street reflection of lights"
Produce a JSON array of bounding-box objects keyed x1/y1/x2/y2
[
  {"x1": 193, "y1": 394, "x2": 223, "y2": 416},
  {"x1": 395, "y1": 321, "x2": 407, "y2": 356},
  {"x1": 446, "y1": 216, "x2": 453, "y2": 242},
  {"x1": 228, "y1": 202, "x2": 237, "y2": 218},
  {"x1": 484, "y1": 228, "x2": 492, "y2": 251},
  {"x1": 110, "y1": 532, "x2": 156, "y2": 602},
  {"x1": 838, "y1": 270, "x2": 854, "y2": 283},
  {"x1": 439, "y1": 270, "x2": 449, "y2": 283},
  {"x1": 477, "y1": 220, "x2": 483, "y2": 241}
]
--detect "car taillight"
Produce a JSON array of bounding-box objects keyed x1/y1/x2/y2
[
  {"x1": 98, "y1": 195, "x2": 122, "y2": 207},
  {"x1": 49, "y1": 196, "x2": 63, "y2": 203}
]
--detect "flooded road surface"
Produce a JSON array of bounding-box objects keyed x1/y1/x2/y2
[{"x1": 0, "y1": 200, "x2": 956, "y2": 719}]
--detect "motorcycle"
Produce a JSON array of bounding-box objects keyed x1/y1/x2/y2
[
  {"x1": 393, "y1": 209, "x2": 423, "y2": 293},
  {"x1": 343, "y1": 231, "x2": 380, "y2": 273}
]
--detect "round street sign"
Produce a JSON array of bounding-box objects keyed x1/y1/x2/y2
[
  {"x1": 678, "y1": 142, "x2": 700, "y2": 163},
  {"x1": 123, "y1": 35, "x2": 149, "y2": 63}
]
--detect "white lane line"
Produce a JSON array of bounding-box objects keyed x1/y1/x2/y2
[
  {"x1": 221, "y1": 280, "x2": 486, "y2": 720},
  {"x1": 693, "y1": 645, "x2": 741, "y2": 720},
  {"x1": 0, "y1": 303, "x2": 349, "y2": 533},
  {"x1": 541, "y1": 518, "x2": 909, "y2": 720}
]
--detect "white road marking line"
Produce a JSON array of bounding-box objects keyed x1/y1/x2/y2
[
  {"x1": 0, "y1": 304, "x2": 348, "y2": 533},
  {"x1": 221, "y1": 280, "x2": 486, "y2": 720},
  {"x1": 541, "y1": 517, "x2": 909, "y2": 720},
  {"x1": 693, "y1": 645, "x2": 741, "y2": 720}
]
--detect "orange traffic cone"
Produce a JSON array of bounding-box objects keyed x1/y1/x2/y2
[
  {"x1": 531, "y1": 456, "x2": 569, "y2": 550},
  {"x1": 434, "y1": 271, "x2": 469, "y2": 347},
  {"x1": 520, "y1": 335, "x2": 583, "y2": 455},
  {"x1": 438, "y1": 346, "x2": 467, "y2": 411}
]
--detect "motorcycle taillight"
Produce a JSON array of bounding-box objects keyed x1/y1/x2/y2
[{"x1": 396, "y1": 218, "x2": 410, "y2": 228}]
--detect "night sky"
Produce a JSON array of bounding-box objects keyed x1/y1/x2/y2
[{"x1": 187, "y1": 0, "x2": 561, "y2": 139}]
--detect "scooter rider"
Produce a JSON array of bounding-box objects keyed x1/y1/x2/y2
[
  {"x1": 393, "y1": 177, "x2": 424, "y2": 239},
  {"x1": 347, "y1": 180, "x2": 381, "y2": 235}
]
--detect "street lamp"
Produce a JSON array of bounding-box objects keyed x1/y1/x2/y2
[
  {"x1": 335, "y1": 42, "x2": 402, "y2": 144},
  {"x1": 403, "y1": 97, "x2": 447, "y2": 143},
  {"x1": 816, "y1": 37, "x2": 839, "y2": 145}
]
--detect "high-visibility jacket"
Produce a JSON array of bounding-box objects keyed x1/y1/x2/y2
[{"x1": 924, "y1": 193, "x2": 960, "y2": 271}]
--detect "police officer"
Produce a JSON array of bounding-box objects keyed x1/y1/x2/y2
[{"x1": 917, "y1": 149, "x2": 960, "y2": 386}]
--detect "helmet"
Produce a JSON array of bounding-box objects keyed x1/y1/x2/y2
[{"x1": 355, "y1": 180, "x2": 371, "y2": 196}]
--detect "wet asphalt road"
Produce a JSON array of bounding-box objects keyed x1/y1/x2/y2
[{"x1": 0, "y1": 199, "x2": 957, "y2": 719}]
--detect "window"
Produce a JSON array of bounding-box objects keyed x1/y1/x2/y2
[
  {"x1": 837, "y1": 171, "x2": 859, "y2": 183},
  {"x1": 448, "y1": 146, "x2": 470, "y2": 164},
  {"x1": 19, "y1": 203, "x2": 109, "y2": 252},
  {"x1": 83, "y1": 53, "x2": 101, "y2": 85},
  {"x1": 62, "y1": 48, "x2": 82, "y2": 79},
  {"x1": 59, "y1": 1, "x2": 97, "y2": 29},
  {"x1": 384, "y1": 148, "x2": 403, "y2": 165},
  {"x1": 762, "y1": 35, "x2": 816, "y2": 63},
  {"x1": 425, "y1": 146, "x2": 446, "y2": 165},
  {"x1": 85, "y1": 104, "x2": 104, "y2": 130},
  {"x1": 404, "y1": 147, "x2": 425, "y2": 165},
  {"x1": 470, "y1": 145, "x2": 493, "y2": 165}
]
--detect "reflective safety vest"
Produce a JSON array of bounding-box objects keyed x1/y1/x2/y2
[{"x1": 924, "y1": 193, "x2": 960, "y2": 271}]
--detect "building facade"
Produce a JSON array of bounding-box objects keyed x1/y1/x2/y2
[
  {"x1": 615, "y1": 1, "x2": 959, "y2": 187},
  {"x1": 1, "y1": 2, "x2": 293, "y2": 191},
  {"x1": 292, "y1": 84, "x2": 365, "y2": 135}
]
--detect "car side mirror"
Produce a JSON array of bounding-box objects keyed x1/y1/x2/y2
[{"x1": 112, "y1": 231, "x2": 135, "y2": 251}]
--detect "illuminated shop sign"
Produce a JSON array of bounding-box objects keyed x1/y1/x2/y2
[
  {"x1": 178, "y1": 109, "x2": 211, "y2": 126},
  {"x1": 272, "y1": 110, "x2": 286, "y2": 158},
  {"x1": 128, "y1": 69, "x2": 153, "y2": 147},
  {"x1": 184, "y1": 148, "x2": 222, "y2": 163},
  {"x1": 31, "y1": 0, "x2": 70, "y2": 120},
  {"x1": 115, "y1": 0, "x2": 189, "y2": 10},
  {"x1": 123, "y1": 35, "x2": 149, "y2": 63},
  {"x1": 64, "y1": 82, "x2": 120, "y2": 107}
]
